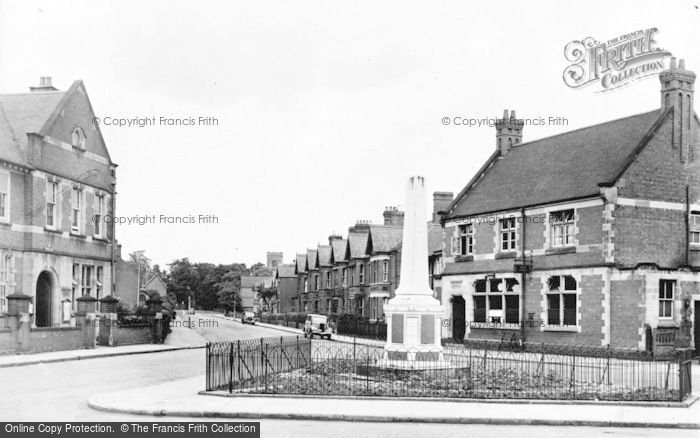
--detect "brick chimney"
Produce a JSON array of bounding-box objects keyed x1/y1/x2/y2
[
  {"x1": 660, "y1": 57, "x2": 695, "y2": 163},
  {"x1": 383, "y1": 207, "x2": 404, "y2": 226},
  {"x1": 328, "y1": 234, "x2": 343, "y2": 245},
  {"x1": 349, "y1": 220, "x2": 371, "y2": 233},
  {"x1": 432, "y1": 192, "x2": 454, "y2": 223},
  {"x1": 495, "y1": 109, "x2": 524, "y2": 156},
  {"x1": 29, "y1": 76, "x2": 58, "y2": 92}
]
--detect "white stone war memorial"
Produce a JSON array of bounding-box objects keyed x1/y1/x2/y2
[{"x1": 379, "y1": 176, "x2": 452, "y2": 370}]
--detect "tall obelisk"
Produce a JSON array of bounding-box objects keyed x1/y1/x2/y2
[{"x1": 381, "y1": 176, "x2": 448, "y2": 367}]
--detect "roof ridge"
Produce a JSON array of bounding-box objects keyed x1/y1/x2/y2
[
  {"x1": 513, "y1": 108, "x2": 660, "y2": 149},
  {"x1": 0, "y1": 91, "x2": 65, "y2": 97}
]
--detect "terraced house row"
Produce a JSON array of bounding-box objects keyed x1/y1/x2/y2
[{"x1": 292, "y1": 198, "x2": 450, "y2": 320}]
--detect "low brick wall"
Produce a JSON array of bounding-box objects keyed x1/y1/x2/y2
[
  {"x1": 0, "y1": 328, "x2": 14, "y2": 354},
  {"x1": 113, "y1": 325, "x2": 152, "y2": 346},
  {"x1": 27, "y1": 327, "x2": 84, "y2": 353}
]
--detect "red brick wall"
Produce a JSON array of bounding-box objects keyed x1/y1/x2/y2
[{"x1": 609, "y1": 276, "x2": 644, "y2": 348}]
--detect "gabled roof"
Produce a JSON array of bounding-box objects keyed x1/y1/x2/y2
[
  {"x1": 367, "y1": 225, "x2": 403, "y2": 254},
  {"x1": 306, "y1": 249, "x2": 318, "y2": 270},
  {"x1": 295, "y1": 253, "x2": 307, "y2": 274},
  {"x1": 317, "y1": 245, "x2": 332, "y2": 267},
  {"x1": 240, "y1": 275, "x2": 274, "y2": 288},
  {"x1": 445, "y1": 109, "x2": 666, "y2": 219},
  {"x1": 346, "y1": 231, "x2": 370, "y2": 259},
  {"x1": 276, "y1": 264, "x2": 296, "y2": 278},
  {"x1": 330, "y1": 238, "x2": 348, "y2": 264},
  {"x1": 142, "y1": 273, "x2": 167, "y2": 292},
  {"x1": 0, "y1": 80, "x2": 113, "y2": 168}
]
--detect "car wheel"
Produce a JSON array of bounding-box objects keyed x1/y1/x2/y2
[
  {"x1": 309, "y1": 333, "x2": 314, "y2": 339},
  {"x1": 326, "y1": 335, "x2": 331, "y2": 340}
]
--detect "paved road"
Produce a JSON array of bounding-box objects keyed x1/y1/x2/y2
[{"x1": 1, "y1": 312, "x2": 696, "y2": 437}]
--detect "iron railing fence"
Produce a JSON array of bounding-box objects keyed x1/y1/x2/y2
[
  {"x1": 206, "y1": 336, "x2": 312, "y2": 392},
  {"x1": 334, "y1": 316, "x2": 387, "y2": 339},
  {"x1": 206, "y1": 336, "x2": 693, "y2": 401}
]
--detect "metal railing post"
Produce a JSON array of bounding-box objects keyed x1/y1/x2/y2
[{"x1": 228, "y1": 342, "x2": 234, "y2": 393}]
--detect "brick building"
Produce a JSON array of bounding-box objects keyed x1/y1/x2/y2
[
  {"x1": 0, "y1": 77, "x2": 117, "y2": 327},
  {"x1": 293, "y1": 203, "x2": 447, "y2": 320},
  {"x1": 273, "y1": 264, "x2": 296, "y2": 313},
  {"x1": 440, "y1": 59, "x2": 700, "y2": 350}
]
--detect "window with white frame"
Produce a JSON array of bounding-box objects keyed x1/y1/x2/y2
[
  {"x1": 382, "y1": 260, "x2": 389, "y2": 282},
  {"x1": 81, "y1": 265, "x2": 93, "y2": 296},
  {"x1": 314, "y1": 274, "x2": 319, "y2": 291},
  {"x1": 71, "y1": 188, "x2": 82, "y2": 233},
  {"x1": 94, "y1": 194, "x2": 104, "y2": 237},
  {"x1": 473, "y1": 277, "x2": 520, "y2": 324},
  {"x1": 456, "y1": 223, "x2": 474, "y2": 255},
  {"x1": 0, "y1": 171, "x2": 9, "y2": 222},
  {"x1": 550, "y1": 209, "x2": 575, "y2": 247},
  {"x1": 359, "y1": 264, "x2": 365, "y2": 284},
  {"x1": 46, "y1": 181, "x2": 58, "y2": 228},
  {"x1": 500, "y1": 217, "x2": 517, "y2": 251},
  {"x1": 72, "y1": 263, "x2": 80, "y2": 308},
  {"x1": 0, "y1": 252, "x2": 15, "y2": 312},
  {"x1": 659, "y1": 280, "x2": 675, "y2": 319},
  {"x1": 546, "y1": 275, "x2": 577, "y2": 327},
  {"x1": 342, "y1": 268, "x2": 347, "y2": 287},
  {"x1": 325, "y1": 271, "x2": 331, "y2": 289},
  {"x1": 303, "y1": 278, "x2": 308, "y2": 293},
  {"x1": 690, "y1": 212, "x2": 700, "y2": 245},
  {"x1": 96, "y1": 266, "x2": 103, "y2": 303}
]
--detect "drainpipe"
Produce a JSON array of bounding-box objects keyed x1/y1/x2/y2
[
  {"x1": 520, "y1": 207, "x2": 527, "y2": 343},
  {"x1": 686, "y1": 185, "x2": 690, "y2": 266},
  {"x1": 110, "y1": 180, "x2": 116, "y2": 300}
]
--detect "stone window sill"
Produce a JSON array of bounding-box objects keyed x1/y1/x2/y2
[
  {"x1": 495, "y1": 251, "x2": 517, "y2": 259},
  {"x1": 542, "y1": 326, "x2": 578, "y2": 332},
  {"x1": 454, "y1": 255, "x2": 474, "y2": 262},
  {"x1": 545, "y1": 246, "x2": 576, "y2": 255}
]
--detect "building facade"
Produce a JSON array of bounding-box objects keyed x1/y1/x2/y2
[
  {"x1": 274, "y1": 264, "x2": 296, "y2": 313},
  {"x1": 440, "y1": 59, "x2": 700, "y2": 350},
  {"x1": 0, "y1": 77, "x2": 116, "y2": 327}
]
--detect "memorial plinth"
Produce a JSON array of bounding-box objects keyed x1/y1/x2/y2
[{"x1": 377, "y1": 176, "x2": 451, "y2": 370}]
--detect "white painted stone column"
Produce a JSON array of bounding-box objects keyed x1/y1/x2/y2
[{"x1": 382, "y1": 176, "x2": 449, "y2": 368}]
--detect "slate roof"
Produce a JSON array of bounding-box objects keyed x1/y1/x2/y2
[
  {"x1": 306, "y1": 249, "x2": 318, "y2": 270},
  {"x1": 347, "y1": 231, "x2": 370, "y2": 259},
  {"x1": 295, "y1": 254, "x2": 307, "y2": 274},
  {"x1": 276, "y1": 264, "x2": 296, "y2": 278},
  {"x1": 317, "y1": 245, "x2": 332, "y2": 267},
  {"x1": 240, "y1": 276, "x2": 273, "y2": 288},
  {"x1": 330, "y1": 238, "x2": 348, "y2": 263},
  {"x1": 368, "y1": 225, "x2": 403, "y2": 253},
  {"x1": 445, "y1": 109, "x2": 666, "y2": 219}
]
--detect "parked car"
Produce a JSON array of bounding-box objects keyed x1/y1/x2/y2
[
  {"x1": 304, "y1": 314, "x2": 333, "y2": 339},
  {"x1": 242, "y1": 311, "x2": 256, "y2": 325}
]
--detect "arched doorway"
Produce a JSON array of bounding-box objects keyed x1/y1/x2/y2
[
  {"x1": 451, "y1": 295, "x2": 465, "y2": 342},
  {"x1": 35, "y1": 271, "x2": 53, "y2": 327}
]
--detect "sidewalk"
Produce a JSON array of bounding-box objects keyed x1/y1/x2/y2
[
  {"x1": 88, "y1": 373, "x2": 700, "y2": 428},
  {"x1": 0, "y1": 314, "x2": 206, "y2": 368}
]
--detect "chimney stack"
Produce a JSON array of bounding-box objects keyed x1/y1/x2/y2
[
  {"x1": 328, "y1": 234, "x2": 343, "y2": 245},
  {"x1": 349, "y1": 220, "x2": 371, "y2": 233},
  {"x1": 495, "y1": 108, "x2": 524, "y2": 156},
  {"x1": 432, "y1": 192, "x2": 454, "y2": 223},
  {"x1": 383, "y1": 206, "x2": 405, "y2": 227},
  {"x1": 29, "y1": 76, "x2": 58, "y2": 92},
  {"x1": 660, "y1": 57, "x2": 695, "y2": 162}
]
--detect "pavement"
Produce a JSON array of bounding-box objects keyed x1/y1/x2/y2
[
  {"x1": 86, "y1": 312, "x2": 700, "y2": 429},
  {"x1": 0, "y1": 312, "x2": 207, "y2": 368}
]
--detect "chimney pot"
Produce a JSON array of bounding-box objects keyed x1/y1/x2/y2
[
  {"x1": 502, "y1": 109, "x2": 508, "y2": 119},
  {"x1": 670, "y1": 57, "x2": 677, "y2": 70},
  {"x1": 679, "y1": 59, "x2": 686, "y2": 70},
  {"x1": 510, "y1": 110, "x2": 516, "y2": 120}
]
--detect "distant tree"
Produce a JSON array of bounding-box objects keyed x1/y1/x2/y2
[
  {"x1": 257, "y1": 284, "x2": 278, "y2": 313},
  {"x1": 250, "y1": 262, "x2": 273, "y2": 277},
  {"x1": 128, "y1": 250, "x2": 153, "y2": 288},
  {"x1": 216, "y1": 270, "x2": 243, "y2": 313}
]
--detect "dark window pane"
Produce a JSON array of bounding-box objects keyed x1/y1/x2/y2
[
  {"x1": 474, "y1": 279, "x2": 486, "y2": 293},
  {"x1": 488, "y1": 295, "x2": 502, "y2": 310},
  {"x1": 564, "y1": 275, "x2": 577, "y2": 290},
  {"x1": 489, "y1": 278, "x2": 501, "y2": 292},
  {"x1": 548, "y1": 276, "x2": 560, "y2": 291}
]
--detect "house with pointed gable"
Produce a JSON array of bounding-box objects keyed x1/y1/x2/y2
[
  {"x1": 0, "y1": 77, "x2": 117, "y2": 327},
  {"x1": 441, "y1": 59, "x2": 700, "y2": 350}
]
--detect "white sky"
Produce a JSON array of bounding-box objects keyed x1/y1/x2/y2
[{"x1": 1, "y1": 0, "x2": 699, "y2": 268}]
